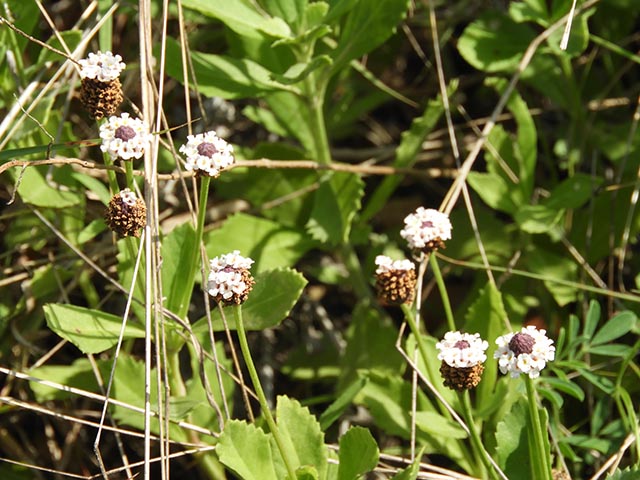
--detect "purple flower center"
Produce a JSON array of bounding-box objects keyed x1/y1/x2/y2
[
  {"x1": 197, "y1": 142, "x2": 218, "y2": 158},
  {"x1": 115, "y1": 125, "x2": 136, "y2": 141},
  {"x1": 421, "y1": 220, "x2": 434, "y2": 228},
  {"x1": 509, "y1": 332, "x2": 535, "y2": 355},
  {"x1": 454, "y1": 340, "x2": 470, "y2": 350}
]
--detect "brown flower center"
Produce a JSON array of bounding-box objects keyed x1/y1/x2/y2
[
  {"x1": 454, "y1": 340, "x2": 470, "y2": 350},
  {"x1": 197, "y1": 142, "x2": 218, "y2": 158},
  {"x1": 509, "y1": 332, "x2": 535, "y2": 355},
  {"x1": 115, "y1": 125, "x2": 136, "y2": 141}
]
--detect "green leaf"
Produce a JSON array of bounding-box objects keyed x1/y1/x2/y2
[
  {"x1": 338, "y1": 303, "x2": 404, "y2": 389},
  {"x1": 271, "y1": 55, "x2": 332, "y2": 85},
  {"x1": 605, "y1": 466, "x2": 640, "y2": 480},
  {"x1": 458, "y1": 11, "x2": 537, "y2": 72},
  {"x1": 464, "y1": 283, "x2": 508, "y2": 414},
  {"x1": 467, "y1": 172, "x2": 518, "y2": 214},
  {"x1": 205, "y1": 213, "x2": 316, "y2": 272},
  {"x1": 587, "y1": 344, "x2": 632, "y2": 357},
  {"x1": 181, "y1": 0, "x2": 291, "y2": 38},
  {"x1": 590, "y1": 311, "x2": 637, "y2": 346},
  {"x1": 332, "y1": 0, "x2": 410, "y2": 72},
  {"x1": 44, "y1": 304, "x2": 146, "y2": 354},
  {"x1": 77, "y1": 219, "x2": 107, "y2": 244},
  {"x1": 17, "y1": 166, "x2": 81, "y2": 208},
  {"x1": 296, "y1": 466, "x2": 319, "y2": 480},
  {"x1": 161, "y1": 222, "x2": 197, "y2": 316},
  {"x1": 495, "y1": 396, "x2": 531, "y2": 480},
  {"x1": 390, "y1": 450, "x2": 423, "y2": 479},
  {"x1": 414, "y1": 411, "x2": 467, "y2": 439},
  {"x1": 306, "y1": 173, "x2": 364, "y2": 244},
  {"x1": 263, "y1": 0, "x2": 307, "y2": 29},
  {"x1": 163, "y1": 38, "x2": 296, "y2": 100},
  {"x1": 337, "y1": 427, "x2": 379, "y2": 480},
  {"x1": 37, "y1": 30, "x2": 82, "y2": 65},
  {"x1": 584, "y1": 300, "x2": 601, "y2": 339},
  {"x1": 217, "y1": 420, "x2": 281, "y2": 480},
  {"x1": 319, "y1": 376, "x2": 368, "y2": 430},
  {"x1": 526, "y1": 248, "x2": 579, "y2": 306},
  {"x1": 545, "y1": 174, "x2": 602, "y2": 210},
  {"x1": 515, "y1": 204, "x2": 563, "y2": 234},
  {"x1": 277, "y1": 396, "x2": 328, "y2": 479},
  {"x1": 542, "y1": 377, "x2": 584, "y2": 401},
  {"x1": 29, "y1": 358, "x2": 96, "y2": 401},
  {"x1": 193, "y1": 268, "x2": 307, "y2": 331}
]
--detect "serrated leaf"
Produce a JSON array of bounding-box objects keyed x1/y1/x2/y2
[
  {"x1": 495, "y1": 397, "x2": 531, "y2": 480},
  {"x1": 205, "y1": 213, "x2": 316, "y2": 272},
  {"x1": 44, "y1": 304, "x2": 145, "y2": 354},
  {"x1": 277, "y1": 396, "x2": 328, "y2": 479},
  {"x1": 605, "y1": 466, "x2": 640, "y2": 480},
  {"x1": 193, "y1": 268, "x2": 307, "y2": 331},
  {"x1": 163, "y1": 38, "x2": 297, "y2": 100},
  {"x1": 181, "y1": 0, "x2": 291, "y2": 38},
  {"x1": 306, "y1": 173, "x2": 364, "y2": 244},
  {"x1": 337, "y1": 427, "x2": 379, "y2": 480},
  {"x1": 332, "y1": 0, "x2": 410, "y2": 72},
  {"x1": 458, "y1": 11, "x2": 537, "y2": 72},
  {"x1": 217, "y1": 420, "x2": 281, "y2": 480},
  {"x1": 590, "y1": 311, "x2": 637, "y2": 346}
]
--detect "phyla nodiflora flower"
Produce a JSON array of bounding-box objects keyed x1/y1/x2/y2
[
  {"x1": 104, "y1": 188, "x2": 146, "y2": 238},
  {"x1": 494, "y1": 325, "x2": 555, "y2": 379},
  {"x1": 400, "y1": 207, "x2": 452, "y2": 253},
  {"x1": 374, "y1": 255, "x2": 416, "y2": 306},
  {"x1": 179, "y1": 131, "x2": 235, "y2": 178},
  {"x1": 99, "y1": 113, "x2": 151, "y2": 160},
  {"x1": 207, "y1": 250, "x2": 255, "y2": 306},
  {"x1": 436, "y1": 331, "x2": 488, "y2": 391},
  {"x1": 79, "y1": 51, "x2": 125, "y2": 119}
]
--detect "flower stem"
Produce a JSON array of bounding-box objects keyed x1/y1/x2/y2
[
  {"x1": 233, "y1": 306, "x2": 298, "y2": 479},
  {"x1": 124, "y1": 160, "x2": 135, "y2": 190},
  {"x1": 401, "y1": 303, "x2": 432, "y2": 375},
  {"x1": 429, "y1": 254, "x2": 456, "y2": 331},
  {"x1": 460, "y1": 391, "x2": 501, "y2": 480},
  {"x1": 525, "y1": 376, "x2": 553, "y2": 480}
]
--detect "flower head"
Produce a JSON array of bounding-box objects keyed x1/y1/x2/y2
[
  {"x1": 400, "y1": 207, "x2": 452, "y2": 253},
  {"x1": 436, "y1": 331, "x2": 488, "y2": 391},
  {"x1": 100, "y1": 113, "x2": 151, "y2": 160},
  {"x1": 208, "y1": 250, "x2": 255, "y2": 306},
  {"x1": 104, "y1": 189, "x2": 146, "y2": 237},
  {"x1": 79, "y1": 51, "x2": 126, "y2": 82},
  {"x1": 374, "y1": 255, "x2": 416, "y2": 306},
  {"x1": 494, "y1": 325, "x2": 555, "y2": 379},
  {"x1": 179, "y1": 131, "x2": 234, "y2": 178}
]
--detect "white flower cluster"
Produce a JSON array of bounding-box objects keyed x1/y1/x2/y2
[
  {"x1": 100, "y1": 113, "x2": 151, "y2": 160},
  {"x1": 374, "y1": 255, "x2": 414, "y2": 274},
  {"x1": 119, "y1": 189, "x2": 138, "y2": 206},
  {"x1": 494, "y1": 326, "x2": 556, "y2": 379},
  {"x1": 436, "y1": 331, "x2": 489, "y2": 369},
  {"x1": 179, "y1": 131, "x2": 234, "y2": 177},
  {"x1": 400, "y1": 207, "x2": 452, "y2": 250},
  {"x1": 79, "y1": 51, "x2": 125, "y2": 82},
  {"x1": 207, "y1": 250, "x2": 254, "y2": 301}
]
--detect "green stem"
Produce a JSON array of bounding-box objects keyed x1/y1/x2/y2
[
  {"x1": 524, "y1": 376, "x2": 553, "y2": 480},
  {"x1": 402, "y1": 303, "x2": 432, "y2": 373},
  {"x1": 430, "y1": 254, "x2": 456, "y2": 331},
  {"x1": 233, "y1": 306, "x2": 298, "y2": 480},
  {"x1": 124, "y1": 160, "x2": 135, "y2": 191},
  {"x1": 177, "y1": 175, "x2": 210, "y2": 322},
  {"x1": 461, "y1": 391, "x2": 500, "y2": 480}
]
